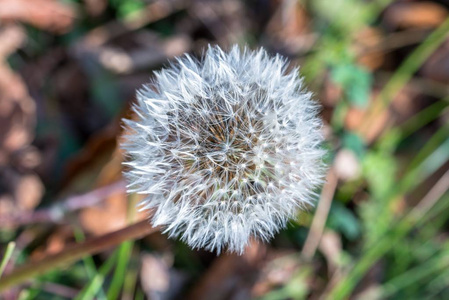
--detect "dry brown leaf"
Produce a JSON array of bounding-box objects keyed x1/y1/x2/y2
[
  {"x1": 71, "y1": 121, "x2": 146, "y2": 235},
  {"x1": 0, "y1": 26, "x2": 35, "y2": 156},
  {"x1": 266, "y1": 0, "x2": 309, "y2": 38},
  {"x1": 265, "y1": 0, "x2": 314, "y2": 53},
  {"x1": 344, "y1": 107, "x2": 366, "y2": 131},
  {"x1": 0, "y1": 25, "x2": 43, "y2": 221},
  {"x1": 79, "y1": 191, "x2": 129, "y2": 236},
  {"x1": 0, "y1": 25, "x2": 25, "y2": 58},
  {"x1": 384, "y1": 2, "x2": 448, "y2": 29},
  {"x1": 52, "y1": 98, "x2": 130, "y2": 235},
  {"x1": 251, "y1": 251, "x2": 301, "y2": 297},
  {"x1": 345, "y1": 103, "x2": 391, "y2": 143},
  {"x1": 0, "y1": 0, "x2": 76, "y2": 33},
  {"x1": 140, "y1": 253, "x2": 188, "y2": 300},
  {"x1": 15, "y1": 174, "x2": 44, "y2": 211},
  {"x1": 187, "y1": 240, "x2": 266, "y2": 300},
  {"x1": 0, "y1": 170, "x2": 43, "y2": 218},
  {"x1": 60, "y1": 120, "x2": 119, "y2": 190},
  {"x1": 354, "y1": 27, "x2": 385, "y2": 70}
]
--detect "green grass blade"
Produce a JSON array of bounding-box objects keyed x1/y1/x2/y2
[
  {"x1": 106, "y1": 193, "x2": 139, "y2": 299},
  {"x1": 381, "y1": 246, "x2": 449, "y2": 297},
  {"x1": 399, "y1": 127, "x2": 449, "y2": 196},
  {"x1": 396, "y1": 100, "x2": 449, "y2": 141},
  {"x1": 74, "y1": 228, "x2": 108, "y2": 299},
  {"x1": 75, "y1": 251, "x2": 118, "y2": 300},
  {"x1": 378, "y1": 99, "x2": 449, "y2": 149},
  {"x1": 106, "y1": 241, "x2": 134, "y2": 299},
  {"x1": 0, "y1": 242, "x2": 15, "y2": 279},
  {"x1": 123, "y1": 258, "x2": 139, "y2": 299},
  {"x1": 375, "y1": 18, "x2": 449, "y2": 106},
  {"x1": 328, "y1": 139, "x2": 449, "y2": 300}
]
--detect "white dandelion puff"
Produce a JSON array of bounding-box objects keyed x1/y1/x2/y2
[{"x1": 122, "y1": 45, "x2": 327, "y2": 254}]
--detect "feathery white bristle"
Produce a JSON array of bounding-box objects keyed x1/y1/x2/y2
[{"x1": 122, "y1": 45, "x2": 327, "y2": 254}]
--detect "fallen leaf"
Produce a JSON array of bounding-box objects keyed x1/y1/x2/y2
[
  {"x1": 0, "y1": 25, "x2": 43, "y2": 222},
  {"x1": 141, "y1": 253, "x2": 188, "y2": 300},
  {"x1": 384, "y1": 2, "x2": 448, "y2": 29},
  {"x1": 15, "y1": 174, "x2": 44, "y2": 211},
  {"x1": 71, "y1": 119, "x2": 146, "y2": 235},
  {"x1": 354, "y1": 27, "x2": 385, "y2": 70},
  {"x1": 251, "y1": 251, "x2": 301, "y2": 297},
  {"x1": 265, "y1": 0, "x2": 312, "y2": 53},
  {"x1": 187, "y1": 240, "x2": 266, "y2": 300},
  {"x1": 79, "y1": 191, "x2": 129, "y2": 235},
  {"x1": 0, "y1": 26, "x2": 35, "y2": 155},
  {"x1": 0, "y1": 0, "x2": 76, "y2": 33}
]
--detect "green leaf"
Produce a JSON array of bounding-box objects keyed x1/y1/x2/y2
[
  {"x1": 0, "y1": 242, "x2": 15, "y2": 278},
  {"x1": 331, "y1": 64, "x2": 372, "y2": 108},
  {"x1": 342, "y1": 132, "x2": 366, "y2": 158},
  {"x1": 327, "y1": 202, "x2": 361, "y2": 240},
  {"x1": 362, "y1": 150, "x2": 397, "y2": 200},
  {"x1": 75, "y1": 251, "x2": 118, "y2": 300}
]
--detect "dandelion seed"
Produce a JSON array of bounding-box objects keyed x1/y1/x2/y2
[{"x1": 122, "y1": 45, "x2": 327, "y2": 254}]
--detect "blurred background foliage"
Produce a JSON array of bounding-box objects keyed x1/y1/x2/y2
[{"x1": 0, "y1": 0, "x2": 448, "y2": 299}]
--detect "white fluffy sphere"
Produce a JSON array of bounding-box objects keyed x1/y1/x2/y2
[{"x1": 122, "y1": 45, "x2": 327, "y2": 254}]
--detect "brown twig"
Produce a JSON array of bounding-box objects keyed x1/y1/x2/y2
[
  {"x1": 0, "y1": 219, "x2": 158, "y2": 292},
  {"x1": 80, "y1": 0, "x2": 186, "y2": 48},
  {"x1": 355, "y1": 28, "x2": 430, "y2": 57},
  {"x1": 0, "y1": 181, "x2": 126, "y2": 227},
  {"x1": 302, "y1": 169, "x2": 338, "y2": 259},
  {"x1": 411, "y1": 169, "x2": 449, "y2": 219},
  {"x1": 39, "y1": 282, "x2": 79, "y2": 299}
]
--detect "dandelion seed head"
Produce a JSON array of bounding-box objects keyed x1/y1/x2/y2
[{"x1": 122, "y1": 45, "x2": 327, "y2": 254}]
